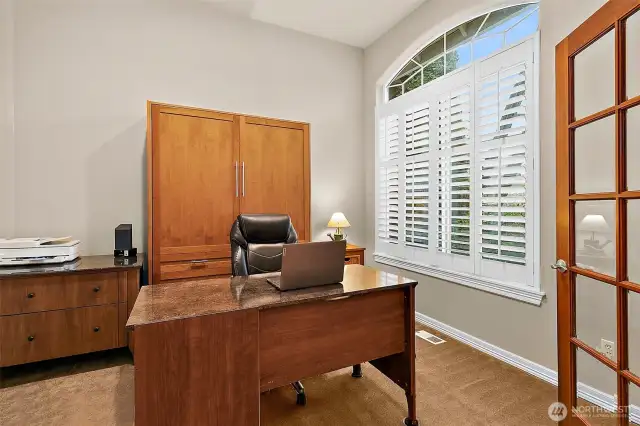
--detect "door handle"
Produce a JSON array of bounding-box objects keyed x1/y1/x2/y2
[
  {"x1": 235, "y1": 161, "x2": 239, "y2": 197},
  {"x1": 551, "y1": 259, "x2": 568, "y2": 273},
  {"x1": 242, "y1": 162, "x2": 245, "y2": 197}
]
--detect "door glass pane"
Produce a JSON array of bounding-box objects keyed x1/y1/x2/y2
[
  {"x1": 576, "y1": 348, "x2": 619, "y2": 424},
  {"x1": 574, "y1": 115, "x2": 616, "y2": 194},
  {"x1": 574, "y1": 30, "x2": 615, "y2": 120},
  {"x1": 575, "y1": 200, "x2": 616, "y2": 276},
  {"x1": 627, "y1": 11, "x2": 640, "y2": 99},
  {"x1": 631, "y1": 383, "x2": 640, "y2": 419},
  {"x1": 630, "y1": 289, "x2": 640, "y2": 376},
  {"x1": 576, "y1": 274, "x2": 617, "y2": 352},
  {"x1": 630, "y1": 200, "x2": 640, "y2": 284},
  {"x1": 628, "y1": 106, "x2": 640, "y2": 191}
]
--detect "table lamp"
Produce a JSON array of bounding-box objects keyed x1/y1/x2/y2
[
  {"x1": 327, "y1": 212, "x2": 351, "y2": 242},
  {"x1": 579, "y1": 214, "x2": 610, "y2": 250}
]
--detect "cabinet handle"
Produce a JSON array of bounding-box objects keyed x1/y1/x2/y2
[
  {"x1": 242, "y1": 162, "x2": 245, "y2": 197},
  {"x1": 93, "y1": 286, "x2": 101, "y2": 293},
  {"x1": 235, "y1": 161, "x2": 239, "y2": 197},
  {"x1": 191, "y1": 260, "x2": 208, "y2": 269},
  {"x1": 94, "y1": 327, "x2": 101, "y2": 332},
  {"x1": 27, "y1": 335, "x2": 35, "y2": 342},
  {"x1": 27, "y1": 292, "x2": 35, "y2": 299}
]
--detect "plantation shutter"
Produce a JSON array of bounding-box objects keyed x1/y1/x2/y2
[
  {"x1": 378, "y1": 113, "x2": 400, "y2": 244},
  {"x1": 405, "y1": 160, "x2": 429, "y2": 248},
  {"x1": 477, "y1": 63, "x2": 528, "y2": 265},
  {"x1": 405, "y1": 104, "x2": 430, "y2": 157},
  {"x1": 436, "y1": 85, "x2": 472, "y2": 257},
  {"x1": 379, "y1": 165, "x2": 400, "y2": 243}
]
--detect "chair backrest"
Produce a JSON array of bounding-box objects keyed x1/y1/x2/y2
[{"x1": 230, "y1": 214, "x2": 298, "y2": 276}]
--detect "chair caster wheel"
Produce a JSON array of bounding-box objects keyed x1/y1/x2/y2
[
  {"x1": 403, "y1": 418, "x2": 419, "y2": 426},
  {"x1": 296, "y1": 393, "x2": 307, "y2": 406},
  {"x1": 352, "y1": 364, "x2": 363, "y2": 378}
]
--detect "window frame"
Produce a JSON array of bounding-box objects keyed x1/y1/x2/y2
[{"x1": 374, "y1": 31, "x2": 544, "y2": 306}]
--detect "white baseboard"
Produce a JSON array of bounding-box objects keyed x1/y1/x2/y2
[{"x1": 415, "y1": 312, "x2": 640, "y2": 424}]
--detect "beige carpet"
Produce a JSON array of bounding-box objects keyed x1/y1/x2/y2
[{"x1": 0, "y1": 325, "x2": 627, "y2": 425}]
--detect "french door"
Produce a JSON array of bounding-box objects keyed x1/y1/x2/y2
[{"x1": 556, "y1": 1, "x2": 640, "y2": 425}]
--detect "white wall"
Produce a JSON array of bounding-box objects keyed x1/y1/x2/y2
[
  {"x1": 364, "y1": 0, "x2": 607, "y2": 373},
  {"x1": 0, "y1": 0, "x2": 14, "y2": 238},
  {"x1": 8, "y1": 0, "x2": 364, "y2": 254}
]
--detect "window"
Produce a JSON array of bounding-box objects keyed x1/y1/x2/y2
[{"x1": 375, "y1": 3, "x2": 543, "y2": 305}]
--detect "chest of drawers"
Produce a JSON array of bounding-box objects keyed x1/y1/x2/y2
[{"x1": 0, "y1": 255, "x2": 142, "y2": 367}]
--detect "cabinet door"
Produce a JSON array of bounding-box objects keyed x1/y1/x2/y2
[
  {"x1": 239, "y1": 117, "x2": 310, "y2": 240},
  {"x1": 151, "y1": 106, "x2": 239, "y2": 283}
]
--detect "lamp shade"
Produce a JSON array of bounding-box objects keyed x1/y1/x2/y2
[
  {"x1": 328, "y1": 212, "x2": 351, "y2": 228},
  {"x1": 579, "y1": 214, "x2": 609, "y2": 233}
]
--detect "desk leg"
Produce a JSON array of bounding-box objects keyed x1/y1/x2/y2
[{"x1": 369, "y1": 284, "x2": 419, "y2": 425}]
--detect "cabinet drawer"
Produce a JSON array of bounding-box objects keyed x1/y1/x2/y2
[
  {"x1": 344, "y1": 255, "x2": 362, "y2": 265},
  {"x1": 159, "y1": 259, "x2": 232, "y2": 281},
  {"x1": 0, "y1": 272, "x2": 119, "y2": 315},
  {"x1": 0, "y1": 305, "x2": 118, "y2": 367}
]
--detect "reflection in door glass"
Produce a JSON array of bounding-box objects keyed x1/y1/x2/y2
[
  {"x1": 627, "y1": 11, "x2": 640, "y2": 99},
  {"x1": 629, "y1": 200, "x2": 640, "y2": 284},
  {"x1": 627, "y1": 107, "x2": 640, "y2": 191},
  {"x1": 575, "y1": 201, "x2": 616, "y2": 277},
  {"x1": 574, "y1": 30, "x2": 615, "y2": 120},
  {"x1": 576, "y1": 274, "x2": 617, "y2": 352},
  {"x1": 630, "y1": 290, "x2": 639, "y2": 376},
  {"x1": 574, "y1": 115, "x2": 616, "y2": 194},
  {"x1": 575, "y1": 348, "x2": 618, "y2": 422}
]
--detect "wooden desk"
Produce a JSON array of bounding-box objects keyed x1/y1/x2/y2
[{"x1": 127, "y1": 265, "x2": 419, "y2": 426}]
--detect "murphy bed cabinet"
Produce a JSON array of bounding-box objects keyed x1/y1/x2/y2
[{"x1": 147, "y1": 102, "x2": 311, "y2": 285}]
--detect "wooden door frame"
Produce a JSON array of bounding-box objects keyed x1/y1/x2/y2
[{"x1": 556, "y1": 1, "x2": 640, "y2": 424}]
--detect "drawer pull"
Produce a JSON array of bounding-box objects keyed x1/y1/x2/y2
[
  {"x1": 27, "y1": 335, "x2": 35, "y2": 342},
  {"x1": 345, "y1": 258, "x2": 350, "y2": 262},
  {"x1": 93, "y1": 286, "x2": 101, "y2": 293},
  {"x1": 191, "y1": 260, "x2": 208, "y2": 269},
  {"x1": 94, "y1": 326, "x2": 101, "y2": 332},
  {"x1": 27, "y1": 292, "x2": 35, "y2": 299}
]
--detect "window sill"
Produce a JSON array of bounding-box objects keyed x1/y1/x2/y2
[{"x1": 373, "y1": 253, "x2": 545, "y2": 306}]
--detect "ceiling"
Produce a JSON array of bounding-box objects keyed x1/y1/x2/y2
[{"x1": 202, "y1": 0, "x2": 428, "y2": 48}]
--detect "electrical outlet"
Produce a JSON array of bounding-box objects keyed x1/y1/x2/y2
[{"x1": 601, "y1": 339, "x2": 615, "y2": 360}]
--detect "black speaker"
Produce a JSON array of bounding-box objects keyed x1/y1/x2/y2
[{"x1": 114, "y1": 224, "x2": 137, "y2": 257}]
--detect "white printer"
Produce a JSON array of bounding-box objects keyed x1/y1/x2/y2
[{"x1": 0, "y1": 237, "x2": 80, "y2": 266}]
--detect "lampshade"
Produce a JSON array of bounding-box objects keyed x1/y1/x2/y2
[
  {"x1": 328, "y1": 212, "x2": 351, "y2": 228},
  {"x1": 579, "y1": 214, "x2": 609, "y2": 233}
]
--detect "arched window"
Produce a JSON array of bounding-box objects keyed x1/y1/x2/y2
[
  {"x1": 387, "y1": 3, "x2": 539, "y2": 101},
  {"x1": 375, "y1": 2, "x2": 543, "y2": 304}
]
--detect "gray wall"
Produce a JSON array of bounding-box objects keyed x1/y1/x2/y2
[
  {"x1": 0, "y1": 0, "x2": 14, "y2": 238},
  {"x1": 4, "y1": 0, "x2": 365, "y2": 254},
  {"x1": 364, "y1": 0, "x2": 608, "y2": 375}
]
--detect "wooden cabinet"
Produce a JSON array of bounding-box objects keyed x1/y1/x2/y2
[
  {"x1": 0, "y1": 256, "x2": 142, "y2": 367},
  {"x1": 345, "y1": 244, "x2": 365, "y2": 266},
  {"x1": 148, "y1": 103, "x2": 310, "y2": 285}
]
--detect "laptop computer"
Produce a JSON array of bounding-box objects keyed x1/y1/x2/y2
[{"x1": 267, "y1": 240, "x2": 347, "y2": 291}]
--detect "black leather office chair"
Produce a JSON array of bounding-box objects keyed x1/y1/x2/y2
[{"x1": 229, "y1": 213, "x2": 307, "y2": 405}]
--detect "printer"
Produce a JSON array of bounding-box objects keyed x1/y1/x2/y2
[{"x1": 0, "y1": 237, "x2": 80, "y2": 266}]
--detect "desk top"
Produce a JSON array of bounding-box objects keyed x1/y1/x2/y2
[
  {"x1": 0, "y1": 255, "x2": 143, "y2": 279},
  {"x1": 127, "y1": 265, "x2": 417, "y2": 328}
]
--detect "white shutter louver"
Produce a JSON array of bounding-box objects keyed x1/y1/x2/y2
[
  {"x1": 379, "y1": 114, "x2": 400, "y2": 161},
  {"x1": 405, "y1": 104, "x2": 429, "y2": 157},
  {"x1": 405, "y1": 161, "x2": 429, "y2": 248},
  {"x1": 437, "y1": 86, "x2": 472, "y2": 256},
  {"x1": 379, "y1": 165, "x2": 400, "y2": 243},
  {"x1": 476, "y1": 62, "x2": 528, "y2": 265}
]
